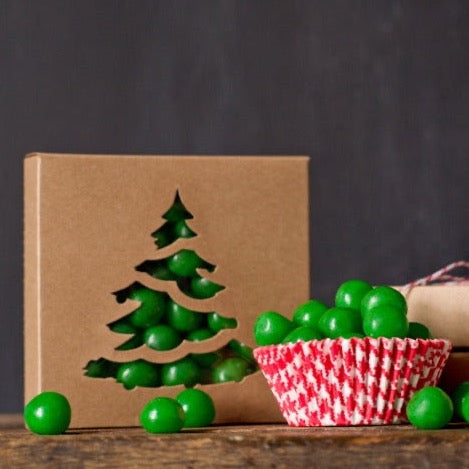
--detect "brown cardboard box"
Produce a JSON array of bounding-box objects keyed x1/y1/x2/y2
[
  {"x1": 24, "y1": 153, "x2": 310, "y2": 428},
  {"x1": 404, "y1": 286, "x2": 469, "y2": 347},
  {"x1": 403, "y1": 285, "x2": 469, "y2": 392}
]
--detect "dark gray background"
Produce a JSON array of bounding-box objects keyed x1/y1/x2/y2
[{"x1": 1, "y1": 1, "x2": 468, "y2": 412}]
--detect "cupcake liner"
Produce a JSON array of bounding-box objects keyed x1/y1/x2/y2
[{"x1": 254, "y1": 337, "x2": 452, "y2": 426}]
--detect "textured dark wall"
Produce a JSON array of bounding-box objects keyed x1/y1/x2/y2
[{"x1": 1, "y1": 1, "x2": 468, "y2": 412}]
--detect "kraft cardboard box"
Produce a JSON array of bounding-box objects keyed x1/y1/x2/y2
[
  {"x1": 403, "y1": 284, "x2": 469, "y2": 393},
  {"x1": 24, "y1": 153, "x2": 310, "y2": 428},
  {"x1": 404, "y1": 286, "x2": 469, "y2": 347}
]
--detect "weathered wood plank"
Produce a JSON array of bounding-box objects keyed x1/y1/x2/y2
[{"x1": 1, "y1": 415, "x2": 468, "y2": 468}]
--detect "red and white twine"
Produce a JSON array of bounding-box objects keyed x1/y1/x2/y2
[{"x1": 399, "y1": 260, "x2": 469, "y2": 296}]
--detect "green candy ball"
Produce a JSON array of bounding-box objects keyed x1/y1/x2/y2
[
  {"x1": 282, "y1": 326, "x2": 322, "y2": 344},
  {"x1": 129, "y1": 288, "x2": 166, "y2": 328},
  {"x1": 168, "y1": 250, "x2": 203, "y2": 277},
  {"x1": 335, "y1": 279, "x2": 373, "y2": 311},
  {"x1": 116, "y1": 361, "x2": 159, "y2": 389},
  {"x1": 406, "y1": 387, "x2": 453, "y2": 429},
  {"x1": 462, "y1": 393, "x2": 469, "y2": 424},
  {"x1": 451, "y1": 382, "x2": 469, "y2": 421},
  {"x1": 292, "y1": 300, "x2": 328, "y2": 329},
  {"x1": 408, "y1": 321, "x2": 431, "y2": 339},
  {"x1": 140, "y1": 397, "x2": 185, "y2": 434},
  {"x1": 24, "y1": 391, "x2": 71, "y2": 435},
  {"x1": 361, "y1": 286, "x2": 407, "y2": 316},
  {"x1": 362, "y1": 305, "x2": 409, "y2": 338},
  {"x1": 176, "y1": 389, "x2": 215, "y2": 428},
  {"x1": 190, "y1": 276, "x2": 224, "y2": 299},
  {"x1": 149, "y1": 262, "x2": 177, "y2": 281},
  {"x1": 173, "y1": 220, "x2": 196, "y2": 239},
  {"x1": 186, "y1": 328, "x2": 214, "y2": 342},
  {"x1": 161, "y1": 357, "x2": 200, "y2": 387},
  {"x1": 253, "y1": 311, "x2": 294, "y2": 346},
  {"x1": 166, "y1": 300, "x2": 204, "y2": 332},
  {"x1": 339, "y1": 332, "x2": 365, "y2": 339},
  {"x1": 191, "y1": 352, "x2": 221, "y2": 368},
  {"x1": 318, "y1": 307, "x2": 362, "y2": 339},
  {"x1": 207, "y1": 312, "x2": 237, "y2": 332},
  {"x1": 144, "y1": 325, "x2": 182, "y2": 351},
  {"x1": 212, "y1": 358, "x2": 249, "y2": 383},
  {"x1": 228, "y1": 340, "x2": 255, "y2": 364}
]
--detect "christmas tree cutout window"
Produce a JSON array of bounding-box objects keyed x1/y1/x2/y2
[{"x1": 84, "y1": 191, "x2": 257, "y2": 390}]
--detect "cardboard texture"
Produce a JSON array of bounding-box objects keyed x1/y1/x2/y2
[
  {"x1": 403, "y1": 286, "x2": 469, "y2": 347},
  {"x1": 24, "y1": 153, "x2": 310, "y2": 428}
]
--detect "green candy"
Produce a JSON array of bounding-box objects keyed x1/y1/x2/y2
[
  {"x1": 176, "y1": 389, "x2": 215, "y2": 428},
  {"x1": 191, "y1": 352, "x2": 221, "y2": 368},
  {"x1": 152, "y1": 227, "x2": 172, "y2": 248},
  {"x1": 318, "y1": 307, "x2": 362, "y2": 339},
  {"x1": 282, "y1": 326, "x2": 322, "y2": 344},
  {"x1": 168, "y1": 250, "x2": 203, "y2": 277},
  {"x1": 292, "y1": 300, "x2": 328, "y2": 329},
  {"x1": 166, "y1": 300, "x2": 204, "y2": 332},
  {"x1": 362, "y1": 305, "x2": 409, "y2": 338},
  {"x1": 462, "y1": 393, "x2": 469, "y2": 424},
  {"x1": 228, "y1": 340, "x2": 255, "y2": 363},
  {"x1": 115, "y1": 334, "x2": 144, "y2": 351},
  {"x1": 128, "y1": 288, "x2": 166, "y2": 328},
  {"x1": 108, "y1": 317, "x2": 137, "y2": 334},
  {"x1": 207, "y1": 312, "x2": 237, "y2": 332},
  {"x1": 254, "y1": 311, "x2": 294, "y2": 346},
  {"x1": 116, "y1": 361, "x2": 159, "y2": 389},
  {"x1": 186, "y1": 328, "x2": 214, "y2": 342},
  {"x1": 408, "y1": 322, "x2": 431, "y2": 339},
  {"x1": 173, "y1": 220, "x2": 196, "y2": 239},
  {"x1": 24, "y1": 391, "x2": 71, "y2": 435},
  {"x1": 190, "y1": 276, "x2": 224, "y2": 299},
  {"x1": 406, "y1": 387, "x2": 453, "y2": 429},
  {"x1": 335, "y1": 279, "x2": 373, "y2": 311},
  {"x1": 212, "y1": 358, "x2": 249, "y2": 383},
  {"x1": 84, "y1": 359, "x2": 110, "y2": 378},
  {"x1": 163, "y1": 197, "x2": 192, "y2": 222},
  {"x1": 451, "y1": 382, "x2": 469, "y2": 421},
  {"x1": 144, "y1": 325, "x2": 182, "y2": 351},
  {"x1": 84, "y1": 359, "x2": 117, "y2": 378},
  {"x1": 161, "y1": 357, "x2": 200, "y2": 387},
  {"x1": 148, "y1": 262, "x2": 177, "y2": 281},
  {"x1": 339, "y1": 331, "x2": 365, "y2": 339},
  {"x1": 361, "y1": 286, "x2": 407, "y2": 316},
  {"x1": 140, "y1": 397, "x2": 185, "y2": 433}
]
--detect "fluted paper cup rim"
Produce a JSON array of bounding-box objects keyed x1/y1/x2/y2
[{"x1": 254, "y1": 336, "x2": 452, "y2": 357}]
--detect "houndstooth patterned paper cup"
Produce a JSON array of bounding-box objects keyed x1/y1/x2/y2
[{"x1": 254, "y1": 337, "x2": 452, "y2": 426}]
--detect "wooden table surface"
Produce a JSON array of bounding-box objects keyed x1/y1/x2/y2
[{"x1": 1, "y1": 414, "x2": 468, "y2": 468}]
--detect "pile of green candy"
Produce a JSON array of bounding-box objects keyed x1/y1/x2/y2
[
  {"x1": 86, "y1": 282, "x2": 258, "y2": 389},
  {"x1": 85, "y1": 339, "x2": 257, "y2": 390},
  {"x1": 108, "y1": 285, "x2": 237, "y2": 352},
  {"x1": 24, "y1": 388, "x2": 216, "y2": 435},
  {"x1": 254, "y1": 279, "x2": 432, "y2": 346}
]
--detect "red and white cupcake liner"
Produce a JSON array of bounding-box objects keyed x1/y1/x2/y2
[{"x1": 254, "y1": 337, "x2": 452, "y2": 426}]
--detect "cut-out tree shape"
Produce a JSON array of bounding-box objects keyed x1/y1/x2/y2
[{"x1": 85, "y1": 191, "x2": 257, "y2": 390}]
